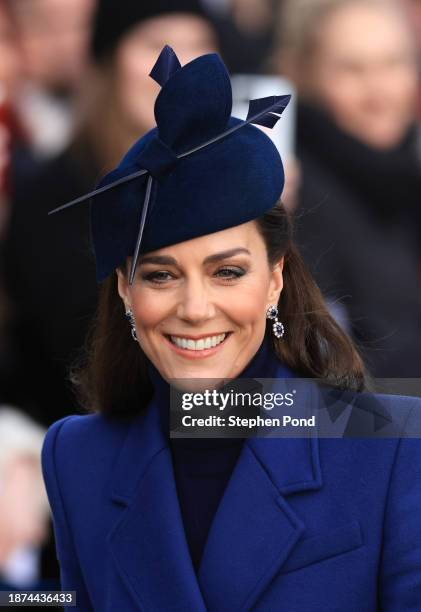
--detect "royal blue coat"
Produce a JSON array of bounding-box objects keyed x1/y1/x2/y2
[{"x1": 41, "y1": 364, "x2": 421, "y2": 611}]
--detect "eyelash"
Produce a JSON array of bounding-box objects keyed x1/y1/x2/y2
[{"x1": 142, "y1": 267, "x2": 246, "y2": 284}]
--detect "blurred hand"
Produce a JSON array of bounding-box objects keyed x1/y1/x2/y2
[{"x1": 282, "y1": 156, "x2": 301, "y2": 214}]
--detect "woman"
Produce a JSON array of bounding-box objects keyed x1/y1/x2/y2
[
  {"x1": 41, "y1": 47, "x2": 421, "y2": 611},
  {"x1": 274, "y1": 0, "x2": 421, "y2": 377}
]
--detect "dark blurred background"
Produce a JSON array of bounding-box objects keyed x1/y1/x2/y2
[{"x1": 0, "y1": 0, "x2": 419, "y2": 594}]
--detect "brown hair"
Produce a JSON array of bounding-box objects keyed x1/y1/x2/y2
[{"x1": 71, "y1": 199, "x2": 369, "y2": 417}]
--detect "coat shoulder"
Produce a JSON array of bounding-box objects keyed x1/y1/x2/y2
[
  {"x1": 369, "y1": 392, "x2": 421, "y2": 430},
  {"x1": 373, "y1": 392, "x2": 421, "y2": 407},
  {"x1": 41, "y1": 412, "x2": 134, "y2": 497},
  {"x1": 43, "y1": 411, "x2": 130, "y2": 447}
]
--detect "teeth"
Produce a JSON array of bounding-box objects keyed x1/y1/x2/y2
[{"x1": 170, "y1": 333, "x2": 227, "y2": 350}]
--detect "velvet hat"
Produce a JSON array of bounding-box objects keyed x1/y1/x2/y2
[{"x1": 50, "y1": 46, "x2": 291, "y2": 283}]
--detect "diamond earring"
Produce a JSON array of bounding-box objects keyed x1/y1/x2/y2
[
  {"x1": 266, "y1": 305, "x2": 285, "y2": 339},
  {"x1": 125, "y1": 308, "x2": 138, "y2": 342}
]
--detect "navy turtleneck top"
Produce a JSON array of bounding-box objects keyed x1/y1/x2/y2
[{"x1": 147, "y1": 334, "x2": 287, "y2": 571}]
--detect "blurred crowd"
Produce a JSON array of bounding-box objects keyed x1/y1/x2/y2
[{"x1": 0, "y1": 0, "x2": 420, "y2": 591}]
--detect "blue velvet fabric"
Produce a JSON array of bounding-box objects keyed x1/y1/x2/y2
[{"x1": 90, "y1": 52, "x2": 285, "y2": 282}]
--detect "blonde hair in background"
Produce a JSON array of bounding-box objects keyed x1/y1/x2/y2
[
  {"x1": 0, "y1": 407, "x2": 49, "y2": 515},
  {"x1": 0, "y1": 408, "x2": 46, "y2": 476},
  {"x1": 274, "y1": 0, "x2": 416, "y2": 75}
]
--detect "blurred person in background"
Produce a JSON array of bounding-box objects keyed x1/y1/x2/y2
[
  {"x1": 5, "y1": 0, "x2": 96, "y2": 160},
  {"x1": 274, "y1": 0, "x2": 421, "y2": 377},
  {"x1": 399, "y1": 0, "x2": 421, "y2": 117},
  {"x1": 86, "y1": 0, "x2": 216, "y2": 171},
  {"x1": 0, "y1": 407, "x2": 52, "y2": 591},
  {"x1": 0, "y1": 1, "x2": 25, "y2": 406},
  {"x1": 0, "y1": 0, "x2": 25, "y2": 234},
  {"x1": 0, "y1": 0, "x2": 218, "y2": 428}
]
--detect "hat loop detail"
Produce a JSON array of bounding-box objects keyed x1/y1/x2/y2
[{"x1": 135, "y1": 136, "x2": 178, "y2": 180}]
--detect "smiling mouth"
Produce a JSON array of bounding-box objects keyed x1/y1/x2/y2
[{"x1": 165, "y1": 332, "x2": 232, "y2": 351}]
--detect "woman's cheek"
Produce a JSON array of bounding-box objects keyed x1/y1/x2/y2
[
  {"x1": 222, "y1": 284, "x2": 269, "y2": 324},
  {"x1": 131, "y1": 290, "x2": 170, "y2": 327}
]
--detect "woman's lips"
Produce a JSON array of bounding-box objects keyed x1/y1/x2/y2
[{"x1": 163, "y1": 332, "x2": 232, "y2": 359}]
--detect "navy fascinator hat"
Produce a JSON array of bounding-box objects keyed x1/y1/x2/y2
[{"x1": 49, "y1": 46, "x2": 291, "y2": 284}]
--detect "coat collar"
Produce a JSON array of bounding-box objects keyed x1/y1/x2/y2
[{"x1": 107, "y1": 343, "x2": 323, "y2": 611}]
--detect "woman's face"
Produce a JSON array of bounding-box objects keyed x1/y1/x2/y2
[
  {"x1": 303, "y1": 2, "x2": 418, "y2": 149},
  {"x1": 113, "y1": 13, "x2": 217, "y2": 134},
  {"x1": 117, "y1": 221, "x2": 283, "y2": 384},
  {"x1": 10, "y1": 0, "x2": 94, "y2": 92}
]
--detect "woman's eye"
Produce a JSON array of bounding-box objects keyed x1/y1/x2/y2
[
  {"x1": 215, "y1": 267, "x2": 245, "y2": 280},
  {"x1": 142, "y1": 271, "x2": 174, "y2": 283},
  {"x1": 141, "y1": 267, "x2": 246, "y2": 284}
]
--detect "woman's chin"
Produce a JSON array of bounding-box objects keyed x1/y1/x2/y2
[{"x1": 169, "y1": 375, "x2": 230, "y2": 394}]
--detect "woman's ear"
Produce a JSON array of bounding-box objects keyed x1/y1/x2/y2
[
  {"x1": 116, "y1": 266, "x2": 131, "y2": 310},
  {"x1": 267, "y1": 257, "x2": 284, "y2": 304}
]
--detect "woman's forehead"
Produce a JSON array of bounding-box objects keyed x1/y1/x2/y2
[{"x1": 140, "y1": 221, "x2": 262, "y2": 261}]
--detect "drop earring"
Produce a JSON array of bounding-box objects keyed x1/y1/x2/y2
[
  {"x1": 266, "y1": 305, "x2": 285, "y2": 339},
  {"x1": 125, "y1": 308, "x2": 138, "y2": 342}
]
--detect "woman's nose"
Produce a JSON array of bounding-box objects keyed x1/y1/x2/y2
[{"x1": 176, "y1": 278, "x2": 216, "y2": 323}]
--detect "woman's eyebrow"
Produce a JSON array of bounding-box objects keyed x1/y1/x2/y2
[
  {"x1": 203, "y1": 248, "x2": 251, "y2": 264},
  {"x1": 138, "y1": 248, "x2": 251, "y2": 267},
  {"x1": 138, "y1": 254, "x2": 178, "y2": 266}
]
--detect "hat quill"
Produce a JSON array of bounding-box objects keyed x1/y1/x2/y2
[{"x1": 48, "y1": 45, "x2": 291, "y2": 284}]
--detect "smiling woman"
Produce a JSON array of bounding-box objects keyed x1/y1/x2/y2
[
  {"x1": 119, "y1": 225, "x2": 287, "y2": 380},
  {"x1": 40, "y1": 45, "x2": 421, "y2": 612},
  {"x1": 72, "y1": 201, "x2": 366, "y2": 415}
]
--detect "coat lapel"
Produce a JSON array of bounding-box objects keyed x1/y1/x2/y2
[
  {"x1": 197, "y1": 371, "x2": 323, "y2": 611},
  {"x1": 107, "y1": 395, "x2": 207, "y2": 611},
  {"x1": 107, "y1": 360, "x2": 323, "y2": 612},
  {"x1": 197, "y1": 433, "x2": 322, "y2": 612}
]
